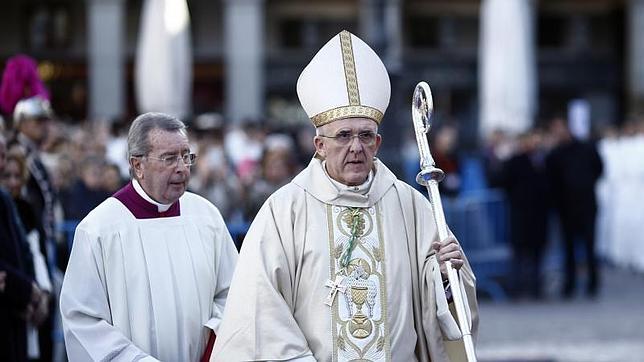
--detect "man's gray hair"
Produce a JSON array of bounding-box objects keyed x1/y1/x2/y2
[{"x1": 127, "y1": 112, "x2": 186, "y2": 159}]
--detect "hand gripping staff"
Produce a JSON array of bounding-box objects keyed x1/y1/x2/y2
[{"x1": 411, "y1": 81, "x2": 477, "y2": 362}]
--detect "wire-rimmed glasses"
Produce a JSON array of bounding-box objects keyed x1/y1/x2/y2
[
  {"x1": 319, "y1": 130, "x2": 378, "y2": 146},
  {"x1": 143, "y1": 153, "x2": 197, "y2": 167}
]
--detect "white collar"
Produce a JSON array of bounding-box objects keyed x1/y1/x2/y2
[{"x1": 132, "y1": 179, "x2": 173, "y2": 212}]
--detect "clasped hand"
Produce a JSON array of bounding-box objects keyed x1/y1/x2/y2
[
  {"x1": 431, "y1": 236, "x2": 464, "y2": 280},
  {"x1": 22, "y1": 282, "x2": 50, "y2": 326}
]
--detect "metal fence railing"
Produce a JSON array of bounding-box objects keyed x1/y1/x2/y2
[
  {"x1": 444, "y1": 189, "x2": 512, "y2": 301},
  {"x1": 58, "y1": 189, "x2": 513, "y2": 301}
]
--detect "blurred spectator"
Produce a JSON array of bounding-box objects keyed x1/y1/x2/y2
[
  {"x1": 190, "y1": 113, "x2": 242, "y2": 221},
  {"x1": 105, "y1": 119, "x2": 131, "y2": 179},
  {"x1": 595, "y1": 120, "x2": 644, "y2": 272},
  {"x1": 294, "y1": 124, "x2": 316, "y2": 168},
  {"x1": 546, "y1": 117, "x2": 603, "y2": 298},
  {"x1": 191, "y1": 144, "x2": 241, "y2": 222},
  {"x1": 431, "y1": 123, "x2": 461, "y2": 197},
  {"x1": 243, "y1": 134, "x2": 297, "y2": 220},
  {"x1": 2, "y1": 149, "x2": 53, "y2": 361},
  {"x1": 0, "y1": 134, "x2": 47, "y2": 362},
  {"x1": 7, "y1": 97, "x2": 57, "y2": 244},
  {"x1": 499, "y1": 130, "x2": 549, "y2": 299},
  {"x1": 6, "y1": 97, "x2": 58, "y2": 360},
  {"x1": 2, "y1": 151, "x2": 47, "y2": 276},
  {"x1": 60, "y1": 155, "x2": 110, "y2": 221},
  {"x1": 482, "y1": 128, "x2": 515, "y2": 188},
  {"x1": 0, "y1": 55, "x2": 50, "y2": 118},
  {"x1": 49, "y1": 154, "x2": 75, "y2": 195},
  {"x1": 103, "y1": 162, "x2": 125, "y2": 194},
  {"x1": 225, "y1": 118, "x2": 265, "y2": 181}
]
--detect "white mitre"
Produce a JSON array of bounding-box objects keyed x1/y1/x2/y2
[{"x1": 297, "y1": 30, "x2": 391, "y2": 127}]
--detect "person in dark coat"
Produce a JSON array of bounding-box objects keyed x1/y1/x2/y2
[
  {"x1": 61, "y1": 156, "x2": 111, "y2": 221},
  {"x1": 500, "y1": 130, "x2": 549, "y2": 299},
  {"x1": 6, "y1": 97, "x2": 57, "y2": 361},
  {"x1": 0, "y1": 134, "x2": 44, "y2": 362},
  {"x1": 431, "y1": 123, "x2": 461, "y2": 198},
  {"x1": 546, "y1": 117, "x2": 603, "y2": 298}
]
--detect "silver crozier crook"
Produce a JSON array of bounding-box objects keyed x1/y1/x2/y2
[{"x1": 411, "y1": 81, "x2": 477, "y2": 362}]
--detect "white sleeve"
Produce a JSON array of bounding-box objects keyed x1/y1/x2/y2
[
  {"x1": 204, "y1": 221, "x2": 239, "y2": 333},
  {"x1": 211, "y1": 201, "x2": 314, "y2": 361},
  {"x1": 60, "y1": 227, "x2": 159, "y2": 362},
  {"x1": 283, "y1": 354, "x2": 316, "y2": 362}
]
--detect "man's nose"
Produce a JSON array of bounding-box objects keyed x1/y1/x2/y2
[
  {"x1": 348, "y1": 135, "x2": 364, "y2": 152},
  {"x1": 176, "y1": 160, "x2": 190, "y2": 172}
]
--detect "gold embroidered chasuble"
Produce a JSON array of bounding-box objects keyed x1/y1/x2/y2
[
  {"x1": 327, "y1": 203, "x2": 391, "y2": 361},
  {"x1": 212, "y1": 158, "x2": 478, "y2": 362}
]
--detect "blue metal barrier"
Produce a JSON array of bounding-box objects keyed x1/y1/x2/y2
[
  {"x1": 444, "y1": 189, "x2": 512, "y2": 301},
  {"x1": 227, "y1": 222, "x2": 250, "y2": 250},
  {"x1": 58, "y1": 189, "x2": 512, "y2": 301},
  {"x1": 58, "y1": 220, "x2": 80, "y2": 252}
]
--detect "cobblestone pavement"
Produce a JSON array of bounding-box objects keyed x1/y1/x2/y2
[{"x1": 476, "y1": 266, "x2": 644, "y2": 362}]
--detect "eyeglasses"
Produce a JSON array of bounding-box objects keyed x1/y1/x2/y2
[
  {"x1": 319, "y1": 130, "x2": 378, "y2": 146},
  {"x1": 143, "y1": 153, "x2": 197, "y2": 167}
]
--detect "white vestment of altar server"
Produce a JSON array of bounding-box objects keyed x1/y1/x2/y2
[
  {"x1": 60, "y1": 182, "x2": 238, "y2": 361},
  {"x1": 212, "y1": 158, "x2": 478, "y2": 362}
]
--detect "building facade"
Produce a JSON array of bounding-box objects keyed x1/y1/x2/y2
[{"x1": 0, "y1": 0, "x2": 640, "y2": 152}]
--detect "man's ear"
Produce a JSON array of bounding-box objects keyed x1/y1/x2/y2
[
  {"x1": 373, "y1": 133, "x2": 382, "y2": 153},
  {"x1": 130, "y1": 156, "x2": 144, "y2": 179},
  {"x1": 313, "y1": 136, "x2": 326, "y2": 158}
]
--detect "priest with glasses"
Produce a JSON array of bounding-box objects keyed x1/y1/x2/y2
[{"x1": 60, "y1": 112, "x2": 238, "y2": 361}]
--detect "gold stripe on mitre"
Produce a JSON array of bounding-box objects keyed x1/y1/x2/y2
[
  {"x1": 339, "y1": 30, "x2": 360, "y2": 106},
  {"x1": 311, "y1": 105, "x2": 384, "y2": 127}
]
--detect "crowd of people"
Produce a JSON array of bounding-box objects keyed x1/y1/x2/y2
[{"x1": 482, "y1": 117, "x2": 644, "y2": 299}]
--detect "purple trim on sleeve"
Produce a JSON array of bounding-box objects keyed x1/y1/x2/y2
[{"x1": 112, "y1": 182, "x2": 180, "y2": 219}]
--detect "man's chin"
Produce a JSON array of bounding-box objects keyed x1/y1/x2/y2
[
  {"x1": 166, "y1": 186, "x2": 187, "y2": 202},
  {"x1": 344, "y1": 172, "x2": 369, "y2": 186},
  {"x1": 345, "y1": 163, "x2": 367, "y2": 172}
]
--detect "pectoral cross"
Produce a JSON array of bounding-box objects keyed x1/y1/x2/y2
[{"x1": 324, "y1": 275, "x2": 346, "y2": 306}]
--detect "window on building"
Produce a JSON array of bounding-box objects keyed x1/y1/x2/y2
[
  {"x1": 538, "y1": 14, "x2": 567, "y2": 48},
  {"x1": 277, "y1": 19, "x2": 357, "y2": 50},
  {"x1": 24, "y1": 3, "x2": 75, "y2": 51},
  {"x1": 406, "y1": 16, "x2": 440, "y2": 49},
  {"x1": 450, "y1": 16, "x2": 479, "y2": 49},
  {"x1": 589, "y1": 13, "x2": 619, "y2": 51},
  {"x1": 406, "y1": 15, "x2": 478, "y2": 50}
]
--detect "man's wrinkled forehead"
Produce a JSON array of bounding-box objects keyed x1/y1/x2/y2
[
  {"x1": 319, "y1": 117, "x2": 379, "y2": 132},
  {"x1": 148, "y1": 128, "x2": 189, "y2": 152}
]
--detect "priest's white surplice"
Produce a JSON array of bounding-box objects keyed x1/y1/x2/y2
[{"x1": 60, "y1": 189, "x2": 238, "y2": 361}]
